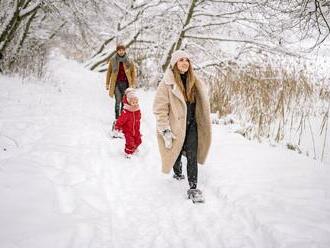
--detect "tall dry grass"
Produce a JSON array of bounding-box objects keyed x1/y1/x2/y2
[{"x1": 210, "y1": 62, "x2": 330, "y2": 162}]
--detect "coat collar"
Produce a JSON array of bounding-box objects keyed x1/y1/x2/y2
[
  {"x1": 163, "y1": 69, "x2": 185, "y2": 104},
  {"x1": 162, "y1": 69, "x2": 203, "y2": 104},
  {"x1": 163, "y1": 69, "x2": 175, "y2": 86}
]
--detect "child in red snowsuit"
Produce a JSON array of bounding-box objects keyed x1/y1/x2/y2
[{"x1": 114, "y1": 88, "x2": 142, "y2": 158}]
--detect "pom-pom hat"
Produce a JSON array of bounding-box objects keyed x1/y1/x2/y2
[
  {"x1": 125, "y1": 88, "x2": 137, "y2": 100},
  {"x1": 170, "y1": 50, "x2": 191, "y2": 68}
]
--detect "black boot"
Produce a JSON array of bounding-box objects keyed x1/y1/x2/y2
[
  {"x1": 173, "y1": 157, "x2": 184, "y2": 180},
  {"x1": 173, "y1": 174, "x2": 185, "y2": 180},
  {"x1": 187, "y1": 188, "x2": 204, "y2": 203},
  {"x1": 189, "y1": 181, "x2": 197, "y2": 189}
]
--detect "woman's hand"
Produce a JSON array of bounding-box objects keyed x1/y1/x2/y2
[{"x1": 162, "y1": 129, "x2": 176, "y2": 149}]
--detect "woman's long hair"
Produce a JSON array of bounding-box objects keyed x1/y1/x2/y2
[{"x1": 172, "y1": 61, "x2": 196, "y2": 103}]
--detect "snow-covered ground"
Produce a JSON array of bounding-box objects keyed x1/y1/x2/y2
[{"x1": 1, "y1": 54, "x2": 330, "y2": 248}]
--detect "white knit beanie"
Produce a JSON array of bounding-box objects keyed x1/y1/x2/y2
[
  {"x1": 125, "y1": 87, "x2": 137, "y2": 100},
  {"x1": 170, "y1": 50, "x2": 191, "y2": 68}
]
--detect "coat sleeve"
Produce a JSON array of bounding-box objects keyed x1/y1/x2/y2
[
  {"x1": 153, "y1": 82, "x2": 171, "y2": 134},
  {"x1": 131, "y1": 62, "x2": 137, "y2": 87},
  {"x1": 115, "y1": 111, "x2": 128, "y2": 131},
  {"x1": 106, "y1": 60, "x2": 112, "y2": 90},
  {"x1": 197, "y1": 78, "x2": 211, "y2": 115}
]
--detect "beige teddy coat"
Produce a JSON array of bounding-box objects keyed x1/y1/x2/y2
[{"x1": 153, "y1": 69, "x2": 212, "y2": 173}]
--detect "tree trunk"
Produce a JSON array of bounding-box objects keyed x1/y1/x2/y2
[
  {"x1": 8, "y1": 9, "x2": 37, "y2": 67},
  {"x1": 0, "y1": 0, "x2": 40, "y2": 55},
  {"x1": 0, "y1": 0, "x2": 23, "y2": 53},
  {"x1": 161, "y1": 0, "x2": 197, "y2": 72}
]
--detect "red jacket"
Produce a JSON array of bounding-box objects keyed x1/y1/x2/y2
[{"x1": 115, "y1": 97, "x2": 141, "y2": 137}]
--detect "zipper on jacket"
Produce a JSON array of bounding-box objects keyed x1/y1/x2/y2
[{"x1": 133, "y1": 111, "x2": 135, "y2": 136}]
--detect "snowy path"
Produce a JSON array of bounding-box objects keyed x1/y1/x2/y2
[{"x1": 1, "y1": 56, "x2": 330, "y2": 248}]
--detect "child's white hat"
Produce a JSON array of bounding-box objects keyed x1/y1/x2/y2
[{"x1": 125, "y1": 88, "x2": 138, "y2": 100}]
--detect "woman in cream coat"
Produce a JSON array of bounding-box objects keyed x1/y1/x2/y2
[{"x1": 153, "y1": 50, "x2": 211, "y2": 200}]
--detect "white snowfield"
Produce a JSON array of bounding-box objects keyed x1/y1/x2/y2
[{"x1": 1, "y1": 55, "x2": 330, "y2": 248}]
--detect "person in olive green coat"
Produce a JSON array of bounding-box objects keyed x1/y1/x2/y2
[{"x1": 106, "y1": 44, "x2": 137, "y2": 119}]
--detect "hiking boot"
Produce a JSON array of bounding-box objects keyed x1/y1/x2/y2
[
  {"x1": 187, "y1": 188, "x2": 204, "y2": 203},
  {"x1": 124, "y1": 153, "x2": 132, "y2": 159},
  {"x1": 173, "y1": 174, "x2": 185, "y2": 180}
]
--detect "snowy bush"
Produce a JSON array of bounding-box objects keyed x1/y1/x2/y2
[{"x1": 1, "y1": 38, "x2": 47, "y2": 78}]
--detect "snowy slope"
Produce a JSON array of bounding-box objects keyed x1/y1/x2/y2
[{"x1": 1, "y1": 54, "x2": 330, "y2": 248}]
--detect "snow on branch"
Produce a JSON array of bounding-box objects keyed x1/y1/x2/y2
[
  {"x1": 120, "y1": 10, "x2": 144, "y2": 31},
  {"x1": 86, "y1": 30, "x2": 141, "y2": 71},
  {"x1": 92, "y1": 36, "x2": 116, "y2": 59},
  {"x1": 118, "y1": 0, "x2": 164, "y2": 31},
  {"x1": 193, "y1": 8, "x2": 249, "y2": 18},
  {"x1": 112, "y1": 0, "x2": 131, "y2": 15},
  {"x1": 194, "y1": 61, "x2": 222, "y2": 70},
  {"x1": 19, "y1": 0, "x2": 42, "y2": 18},
  {"x1": 197, "y1": 0, "x2": 256, "y2": 5},
  {"x1": 184, "y1": 21, "x2": 235, "y2": 32},
  {"x1": 184, "y1": 34, "x2": 304, "y2": 57}
]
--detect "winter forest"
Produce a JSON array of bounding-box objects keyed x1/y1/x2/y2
[{"x1": 1, "y1": 0, "x2": 330, "y2": 247}]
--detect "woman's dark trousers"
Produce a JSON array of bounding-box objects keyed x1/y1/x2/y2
[{"x1": 173, "y1": 121, "x2": 198, "y2": 189}]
